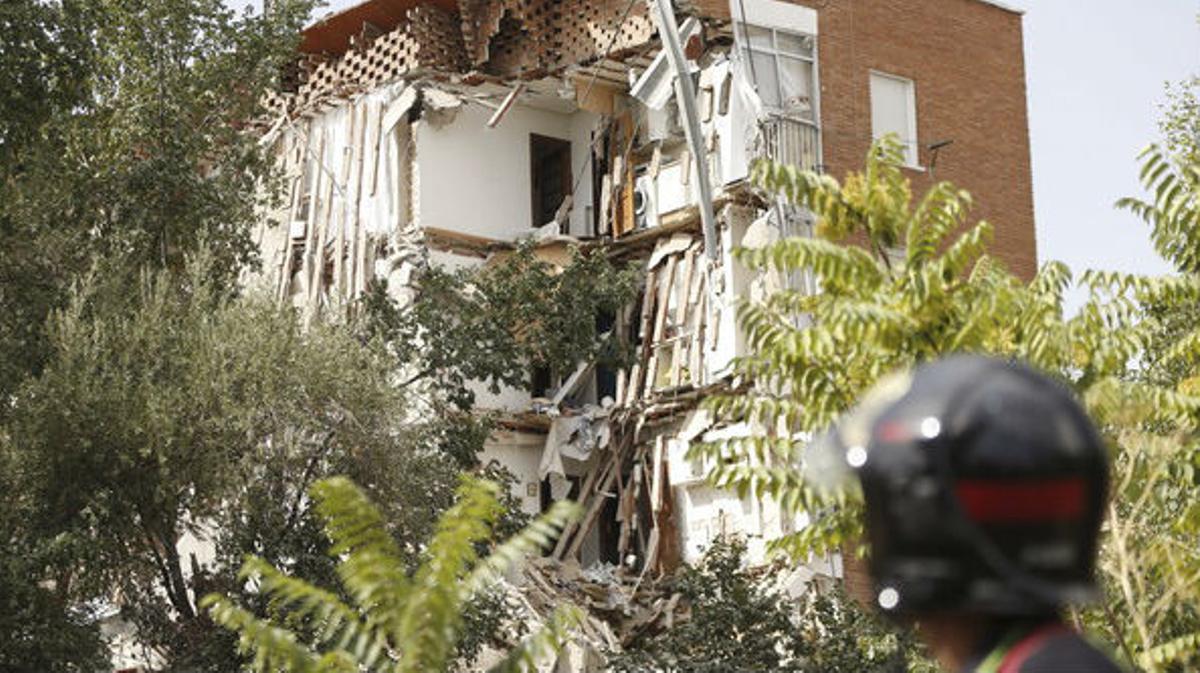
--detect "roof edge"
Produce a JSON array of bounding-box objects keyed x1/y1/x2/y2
[{"x1": 974, "y1": 0, "x2": 1025, "y2": 15}]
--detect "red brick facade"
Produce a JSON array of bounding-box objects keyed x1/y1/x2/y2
[{"x1": 701, "y1": 0, "x2": 1038, "y2": 278}]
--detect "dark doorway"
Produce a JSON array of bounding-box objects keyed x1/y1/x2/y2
[{"x1": 530, "y1": 134, "x2": 572, "y2": 231}]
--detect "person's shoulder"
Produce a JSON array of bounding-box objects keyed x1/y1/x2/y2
[{"x1": 1019, "y1": 630, "x2": 1125, "y2": 672}]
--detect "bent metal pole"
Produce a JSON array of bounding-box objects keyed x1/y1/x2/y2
[{"x1": 647, "y1": 0, "x2": 719, "y2": 261}]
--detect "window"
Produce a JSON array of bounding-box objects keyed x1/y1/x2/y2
[
  {"x1": 870, "y1": 71, "x2": 919, "y2": 167},
  {"x1": 529, "y1": 134, "x2": 572, "y2": 230},
  {"x1": 738, "y1": 24, "x2": 816, "y2": 120}
]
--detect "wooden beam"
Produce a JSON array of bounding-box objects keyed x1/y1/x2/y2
[
  {"x1": 644, "y1": 254, "x2": 677, "y2": 399},
  {"x1": 671, "y1": 248, "x2": 695, "y2": 387}
]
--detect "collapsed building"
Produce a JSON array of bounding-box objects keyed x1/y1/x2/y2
[{"x1": 251, "y1": 0, "x2": 1037, "y2": 665}]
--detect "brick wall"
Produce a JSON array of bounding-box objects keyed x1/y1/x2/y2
[{"x1": 700, "y1": 0, "x2": 1038, "y2": 278}]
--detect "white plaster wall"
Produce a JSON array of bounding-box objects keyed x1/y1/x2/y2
[
  {"x1": 666, "y1": 415, "x2": 804, "y2": 566},
  {"x1": 567, "y1": 111, "x2": 600, "y2": 238},
  {"x1": 732, "y1": 0, "x2": 818, "y2": 34},
  {"x1": 706, "y1": 204, "x2": 757, "y2": 377},
  {"x1": 481, "y1": 429, "x2": 546, "y2": 516},
  {"x1": 416, "y1": 103, "x2": 600, "y2": 242},
  {"x1": 676, "y1": 484, "x2": 762, "y2": 564},
  {"x1": 713, "y1": 58, "x2": 757, "y2": 187}
]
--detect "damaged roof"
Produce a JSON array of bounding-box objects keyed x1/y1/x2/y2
[
  {"x1": 301, "y1": 0, "x2": 460, "y2": 54},
  {"x1": 279, "y1": 0, "x2": 657, "y2": 114},
  {"x1": 299, "y1": 0, "x2": 1022, "y2": 59}
]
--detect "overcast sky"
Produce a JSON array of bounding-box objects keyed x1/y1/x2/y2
[
  {"x1": 239, "y1": 0, "x2": 1200, "y2": 282},
  {"x1": 1009, "y1": 0, "x2": 1198, "y2": 282}
]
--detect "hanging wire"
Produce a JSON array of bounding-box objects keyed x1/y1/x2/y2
[{"x1": 735, "y1": 0, "x2": 760, "y2": 92}]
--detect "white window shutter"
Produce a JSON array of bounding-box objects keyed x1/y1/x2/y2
[{"x1": 870, "y1": 72, "x2": 917, "y2": 165}]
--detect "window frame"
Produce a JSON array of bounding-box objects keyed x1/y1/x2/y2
[
  {"x1": 529, "y1": 133, "x2": 573, "y2": 231},
  {"x1": 869, "y1": 70, "x2": 921, "y2": 169},
  {"x1": 737, "y1": 23, "x2": 818, "y2": 121}
]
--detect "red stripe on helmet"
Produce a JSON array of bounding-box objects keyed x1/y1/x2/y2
[{"x1": 955, "y1": 478, "x2": 1086, "y2": 523}]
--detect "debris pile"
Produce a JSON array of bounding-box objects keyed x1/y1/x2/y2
[{"x1": 477, "y1": 556, "x2": 690, "y2": 671}]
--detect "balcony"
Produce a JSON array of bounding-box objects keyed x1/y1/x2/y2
[{"x1": 757, "y1": 115, "x2": 822, "y2": 174}]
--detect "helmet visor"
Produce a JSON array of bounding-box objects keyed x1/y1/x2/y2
[{"x1": 803, "y1": 370, "x2": 915, "y2": 492}]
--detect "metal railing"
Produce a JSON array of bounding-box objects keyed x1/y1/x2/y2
[
  {"x1": 757, "y1": 115, "x2": 822, "y2": 174},
  {"x1": 754, "y1": 116, "x2": 822, "y2": 302}
]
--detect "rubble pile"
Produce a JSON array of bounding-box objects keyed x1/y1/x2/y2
[
  {"x1": 478, "y1": 557, "x2": 691, "y2": 671},
  {"x1": 521, "y1": 558, "x2": 688, "y2": 649}
]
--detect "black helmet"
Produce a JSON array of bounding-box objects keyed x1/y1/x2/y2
[{"x1": 818, "y1": 355, "x2": 1108, "y2": 617}]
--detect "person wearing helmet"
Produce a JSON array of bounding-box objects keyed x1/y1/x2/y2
[{"x1": 817, "y1": 355, "x2": 1124, "y2": 672}]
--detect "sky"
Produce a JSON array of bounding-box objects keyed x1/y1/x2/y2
[
  {"x1": 239, "y1": 0, "x2": 1200, "y2": 284},
  {"x1": 1009, "y1": 0, "x2": 1198, "y2": 283}
]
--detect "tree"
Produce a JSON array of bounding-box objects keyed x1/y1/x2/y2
[
  {"x1": 1106, "y1": 143, "x2": 1200, "y2": 671},
  {"x1": 362, "y1": 243, "x2": 639, "y2": 419},
  {"x1": 0, "y1": 454, "x2": 108, "y2": 673},
  {"x1": 608, "y1": 536, "x2": 933, "y2": 673},
  {"x1": 202, "y1": 476, "x2": 581, "y2": 673},
  {"x1": 1159, "y1": 77, "x2": 1200, "y2": 167},
  {"x1": 1, "y1": 2, "x2": 319, "y2": 667},
  {"x1": 3, "y1": 236, "x2": 637, "y2": 671},
  {"x1": 4, "y1": 255, "x2": 462, "y2": 669},
  {"x1": 697, "y1": 137, "x2": 1200, "y2": 671},
  {"x1": 0, "y1": 0, "x2": 314, "y2": 411}
]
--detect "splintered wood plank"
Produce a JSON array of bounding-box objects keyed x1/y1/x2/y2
[
  {"x1": 687, "y1": 245, "x2": 705, "y2": 306},
  {"x1": 625, "y1": 362, "x2": 642, "y2": 406},
  {"x1": 642, "y1": 525, "x2": 660, "y2": 575},
  {"x1": 644, "y1": 254, "x2": 676, "y2": 399},
  {"x1": 563, "y1": 463, "x2": 617, "y2": 561},
  {"x1": 305, "y1": 168, "x2": 336, "y2": 324},
  {"x1": 619, "y1": 154, "x2": 635, "y2": 236},
  {"x1": 626, "y1": 462, "x2": 643, "y2": 533},
  {"x1": 638, "y1": 268, "x2": 658, "y2": 352},
  {"x1": 368, "y1": 95, "x2": 384, "y2": 196},
  {"x1": 689, "y1": 270, "x2": 707, "y2": 385},
  {"x1": 354, "y1": 102, "x2": 375, "y2": 298},
  {"x1": 298, "y1": 128, "x2": 326, "y2": 308},
  {"x1": 346, "y1": 102, "x2": 368, "y2": 303},
  {"x1": 598, "y1": 174, "x2": 612, "y2": 236},
  {"x1": 650, "y1": 436, "x2": 666, "y2": 513},
  {"x1": 649, "y1": 143, "x2": 662, "y2": 179},
  {"x1": 670, "y1": 248, "x2": 695, "y2": 387},
  {"x1": 628, "y1": 268, "x2": 657, "y2": 402},
  {"x1": 333, "y1": 105, "x2": 356, "y2": 302},
  {"x1": 551, "y1": 462, "x2": 605, "y2": 560},
  {"x1": 277, "y1": 171, "x2": 303, "y2": 304}
]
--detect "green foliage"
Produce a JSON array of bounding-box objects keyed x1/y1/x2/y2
[
  {"x1": 0, "y1": 3, "x2": 320, "y2": 667},
  {"x1": 0, "y1": 0, "x2": 314, "y2": 411},
  {"x1": 0, "y1": 0, "x2": 92, "y2": 162},
  {"x1": 4, "y1": 237, "x2": 629, "y2": 670},
  {"x1": 3, "y1": 253, "x2": 468, "y2": 670},
  {"x1": 1117, "y1": 145, "x2": 1200, "y2": 275},
  {"x1": 695, "y1": 136, "x2": 1200, "y2": 671},
  {"x1": 1159, "y1": 76, "x2": 1200, "y2": 166},
  {"x1": 608, "y1": 536, "x2": 932, "y2": 672},
  {"x1": 203, "y1": 476, "x2": 581, "y2": 673},
  {"x1": 1098, "y1": 142, "x2": 1200, "y2": 672},
  {"x1": 0, "y1": 454, "x2": 108, "y2": 673},
  {"x1": 363, "y1": 243, "x2": 639, "y2": 411}
]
